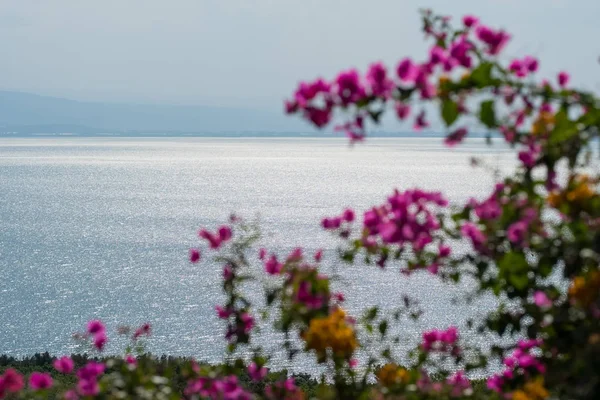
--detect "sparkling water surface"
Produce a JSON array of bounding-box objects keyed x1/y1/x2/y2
[{"x1": 0, "y1": 137, "x2": 517, "y2": 369}]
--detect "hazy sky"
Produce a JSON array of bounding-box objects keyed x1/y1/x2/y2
[{"x1": 1, "y1": 0, "x2": 598, "y2": 110}]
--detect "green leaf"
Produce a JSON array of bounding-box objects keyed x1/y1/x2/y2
[
  {"x1": 378, "y1": 320, "x2": 388, "y2": 337},
  {"x1": 479, "y1": 100, "x2": 497, "y2": 128},
  {"x1": 470, "y1": 62, "x2": 494, "y2": 88},
  {"x1": 549, "y1": 109, "x2": 579, "y2": 145},
  {"x1": 441, "y1": 99, "x2": 460, "y2": 126},
  {"x1": 498, "y1": 251, "x2": 529, "y2": 291}
]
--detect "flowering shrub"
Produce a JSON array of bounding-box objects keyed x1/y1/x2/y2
[{"x1": 2, "y1": 9, "x2": 600, "y2": 400}]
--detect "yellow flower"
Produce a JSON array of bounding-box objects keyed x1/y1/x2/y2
[
  {"x1": 523, "y1": 377, "x2": 549, "y2": 400},
  {"x1": 512, "y1": 390, "x2": 531, "y2": 400},
  {"x1": 569, "y1": 269, "x2": 600, "y2": 306},
  {"x1": 512, "y1": 377, "x2": 549, "y2": 400},
  {"x1": 376, "y1": 363, "x2": 410, "y2": 387},
  {"x1": 303, "y1": 307, "x2": 357, "y2": 361},
  {"x1": 547, "y1": 174, "x2": 597, "y2": 209},
  {"x1": 531, "y1": 111, "x2": 555, "y2": 135}
]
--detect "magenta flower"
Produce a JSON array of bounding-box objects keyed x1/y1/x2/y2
[
  {"x1": 533, "y1": 291, "x2": 552, "y2": 309},
  {"x1": 321, "y1": 216, "x2": 342, "y2": 230},
  {"x1": 429, "y1": 46, "x2": 447, "y2": 65},
  {"x1": 444, "y1": 128, "x2": 468, "y2": 147},
  {"x1": 558, "y1": 71, "x2": 570, "y2": 87},
  {"x1": 462, "y1": 15, "x2": 479, "y2": 27},
  {"x1": 86, "y1": 320, "x2": 105, "y2": 335},
  {"x1": 29, "y1": 372, "x2": 53, "y2": 390},
  {"x1": 125, "y1": 354, "x2": 137, "y2": 366},
  {"x1": 133, "y1": 323, "x2": 151, "y2": 339},
  {"x1": 523, "y1": 56, "x2": 539, "y2": 72},
  {"x1": 189, "y1": 248, "x2": 201, "y2": 263},
  {"x1": 93, "y1": 333, "x2": 107, "y2": 351},
  {"x1": 395, "y1": 102, "x2": 411, "y2": 120},
  {"x1": 218, "y1": 225, "x2": 232, "y2": 242},
  {"x1": 366, "y1": 61, "x2": 393, "y2": 97},
  {"x1": 258, "y1": 248, "x2": 267, "y2": 260},
  {"x1": 240, "y1": 312, "x2": 254, "y2": 333},
  {"x1": 53, "y1": 356, "x2": 74, "y2": 374},
  {"x1": 77, "y1": 378, "x2": 100, "y2": 397},
  {"x1": 247, "y1": 362, "x2": 267, "y2": 381},
  {"x1": 413, "y1": 110, "x2": 429, "y2": 131},
  {"x1": 476, "y1": 25, "x2": 511, "y2": 55},
  {"x1": 0, "y1": 368, "x2": 24, "y2": 393},
  {"x1": 264, "y1": 254, "x2": 283, "y2": 275},
  {"x1": 342, "y1": 208, "x2": 355, "y2": 222},
  {"x1": 507, "y1": 220, "x2": 527, "y2": 244},
  {"x1": 199, "y1": 229, "x2": 221, "y2": 249},
  {"x1": 223, "y1": 265, "x2": 234, "y2": 281},
  {"x1": 461, "y1": 222, "x2": 486, "y2": 250},
  {"x1": 518, "y1": 144, "x2": 540, "y2": 168},
  {"x1": 314, "y1": 249, "x2": 323, "y2": 262},
  {"x1": 334, "y1": 69, "x2": 365, "y2": 105},
  {"x1": 449, "y1": 38, "x2": 473, "y2": 68},
  {"x1": 76, "y1": 362, "x2": 105, "y2": 380},
  {"x1": 305, "y1": 106, "x2": 332, "y2": 128},
  {"x1": 215, "y1": 305, "x2": 232, "y2": 319},
  {"x1": 64, "y1": 389, "x2": 78, "y2": 400},
  {"x1": 296, "y1": 281, "x2": 324, "y2": 309},
  {"x1": 396, "y1": 58, "x2": 417, "y2": 81}
]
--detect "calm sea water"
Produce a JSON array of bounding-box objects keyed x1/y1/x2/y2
[{"x1": 0, "y1": 137, "x2": 517, "y2": 368}]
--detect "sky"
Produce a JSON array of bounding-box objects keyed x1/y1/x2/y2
[{"x1": 0, "y1": 0, "x2": 599, "y2": 111}]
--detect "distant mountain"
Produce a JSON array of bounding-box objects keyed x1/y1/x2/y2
[{"x1": 0, "y1": 91, "x2": 309, "y2": 135}]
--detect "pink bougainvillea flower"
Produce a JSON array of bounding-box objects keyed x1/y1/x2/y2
[
  {"x1": 247, "y1": 362, "x2": 268, "y2": 381},
  {"x1": 218, "y1": 225, "x2": 232, "y2": 242},
  {"x1": 429, "y1": 46, "x2": 447, "y2": 66},
  {"x1": 133, "y1": 323, "x2": 151, "y2": 339},
  {"x1": 507, "y1": 220, "x2": 528, "y2": 244},
  {"x1": 264, "y1": 254, "x2": 283, "y2": 275},
  {"x1": 395, "y1": 102, "x2": 411, "y2": 120},
  {"x1": 189, "y1": 248, "x2": 201, "y2": 263},
  {"x1": 93, "y1": 333, "x2": 107, "y2": 351},
  {"x1": 314, "y1": 249, "x2": 323, "y2": 262},
  {"x1": 199, "y1": 229, "x2": 221, "y2": 249},
  {"x1": 258, "y1": 248, "x2": 267, "y2": 260},
  {"x1": 475, "y1": 25, "x2": 511, "y2": 55},
  {"x1": 53, "y1": 356, "x2": 75, "y2": 374},
  {"x1": 86, "y1": 320, "x2": 105, "y2": 335},
  {"x1": 1, "y1": 368, "x2": 24, "y2": 393},
  {"x1": 222, "y1": 265, "x2": 234, "y2": 281},
  {"x1": 342, "y1": 208, "x2": 355, "y2": 222},
  {"x1": 413, "y1": 110, "x2": 429, "y2": 131},
  {"x1": 366, "y1": 61, "x2": 393, "y2": 97},
  {"x1": 396, "y1": 58, "x2": 417, "y2": 82},
  {"x1": 444, "y1": 128, "x2": 468, "y2": 147},
  {"x1": 461, "y1": 222, "x2": 486, "y2": 250},
  {"x1": 321, "y1": 216, "x2": 342, "y2": 230},
  {"x1": 29, "y1": 372, "x2": 53, "y2": 390},
  {"x1": 523, "y1": 56, "x2": 539, "y2": 72},
  {"x1": 533, "y1": 291, "x2": 552, "y2": 309},
  {"x1": 240, "y1": 312, "x2": 255, "y2": 333},
  {"x1": 76, "y1": 362, "x2": 105, "y2": 381},
  {"x1": 334, "y1": 69, "x2": 365, "y2": 105},
  {"x1": 558, "y1": 71, "x2": 570, "y2": 87},
  {"x1": 215, "y1": 305, "x2": 232, "y2": 319},
  {"x1": 77, "y1": 378, "x2": 100, "y2": 397},
  {"x1": 462, "y1": 15, "x2": 479, "y2": 28}
]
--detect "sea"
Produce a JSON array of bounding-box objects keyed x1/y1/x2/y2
[{"x1": 0, "y1": 137, "x2": 518, "y2": 370}]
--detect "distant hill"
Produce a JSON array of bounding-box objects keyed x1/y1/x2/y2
[{"x1": 0, "y1": 91, "x2": 310, "y2": 136}]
